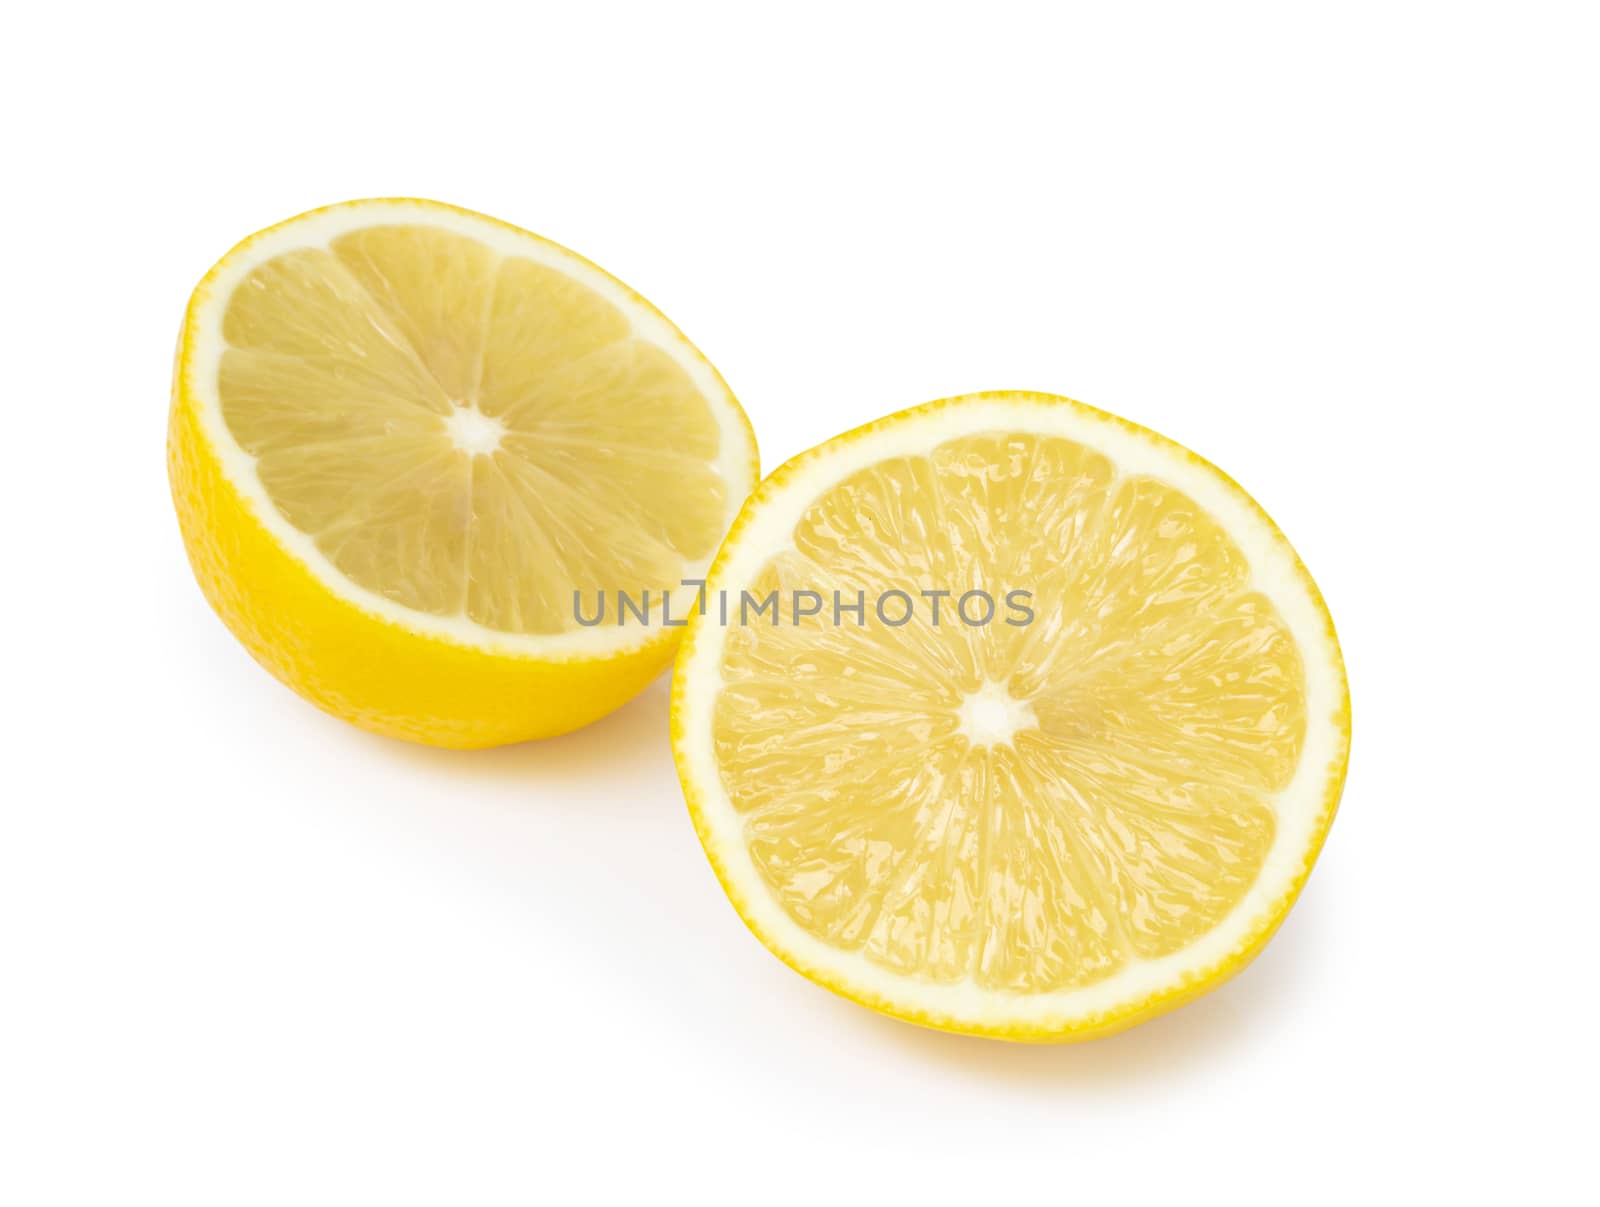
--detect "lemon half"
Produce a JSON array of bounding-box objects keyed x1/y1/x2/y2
[
  {"x1": 672, "y1": 392, "x2": 1348, "y2": 1041},
  {"x1": 170, "y1": 199, "x2": 758, "y2": 747}
]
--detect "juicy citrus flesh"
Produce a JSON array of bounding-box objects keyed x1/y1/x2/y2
[
  {"x1": 217, "y1": 224, "x2": 729, "y2": 636},
  {"x1": 676, "y1": 394, "x2": 1346, "y2": 1038}
]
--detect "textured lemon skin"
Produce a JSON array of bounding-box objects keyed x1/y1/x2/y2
[
  {"x1": 671, "y1": 391, "x2": 1350, "y2": 1042},
  {"x1": 169, "y1": 199, "x2": 759, "y2": 749}
]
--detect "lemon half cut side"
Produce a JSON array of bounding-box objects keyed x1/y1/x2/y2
[
  {"x1": 671, "y1": 392, "x2": 1348, "y2": 1041},
  {"x1": 170, "y1": 198, "x2": 758, "y2": 748}
]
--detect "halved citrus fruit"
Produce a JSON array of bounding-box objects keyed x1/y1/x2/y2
[
  {"x1": 169, "y1": 199, "x2": 758, "y2": 747},
  {"x1": 671, "y1": 392, "x2": 1348, "y2": 1041}
]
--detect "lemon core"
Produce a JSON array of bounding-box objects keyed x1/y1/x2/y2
[
  {"x1": 444, "y1": 402, "x2": 505, "y2": 456},
  {"x1": 957, "y1": 680, "x2": 1038, "y2": 747}
]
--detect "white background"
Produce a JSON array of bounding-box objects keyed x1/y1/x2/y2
[{"x1": 4, "y1": 3, "x2": 1597, "y2": 1202}]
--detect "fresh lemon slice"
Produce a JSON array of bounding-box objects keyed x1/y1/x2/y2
[
  {"x1": 170, "y1": 199, "x2": 758, "y2": 747},
  {"x1": 672, "y1": 392, "x2": 1348, "y2": 1040}
]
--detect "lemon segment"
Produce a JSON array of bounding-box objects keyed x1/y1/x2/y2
[
  {"x1": 672, "y1": 393, "x2": 1347, "y2": 1040},
  {"x1": 171, "y1": 199, "x2": 758, "y2": 747}
]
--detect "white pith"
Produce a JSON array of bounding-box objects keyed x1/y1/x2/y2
[
  {"x1": 444, "y1": 401, "x2": 506, "y2": 456},
  {"x1": 182, "y1": 199, "x2": 757, "y2": 661},
  {"x1": 675, "y1": 394, "x2": 1347, "y2": 1031},
  {"x1": 957, "y1": 680, "x2": 1038, "y2": 747}
]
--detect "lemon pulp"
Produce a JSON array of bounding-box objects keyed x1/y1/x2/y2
[
  {"x1": 707, "y1": 430, "x2": 1310, "y2": 994},
  {"x1": 217, "y1": 223, "x2": 729, "y2": 635}
]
